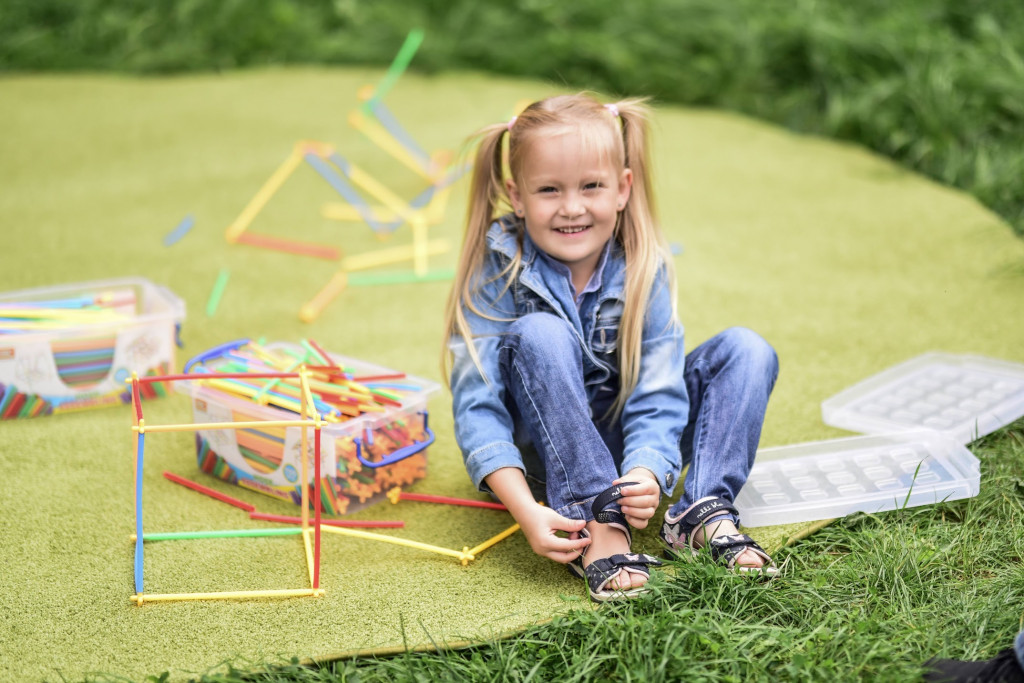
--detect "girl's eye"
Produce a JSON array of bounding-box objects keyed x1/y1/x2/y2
[
  {"x1": 584, "y1": 182, "x2": 602, "y2": 190},
  {"x1": 538, "y1": 186, "x2": 557, "y2": 193}
]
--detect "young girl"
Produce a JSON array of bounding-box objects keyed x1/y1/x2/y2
[{"x1": 443, "y1": 93, "x2": 780, "y2": 601}]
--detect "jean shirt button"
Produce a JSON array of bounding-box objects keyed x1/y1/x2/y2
[{"x1": 665, "y1": 472, "x2": 675, "y2": 488}]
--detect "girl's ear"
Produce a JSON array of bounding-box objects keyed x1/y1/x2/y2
[
  {"x1": 617, "y1": 168, "x2": 633, "y2": 210},
  {"x1": 506, "y1": 177, "x2": 523, "y2": 215}
]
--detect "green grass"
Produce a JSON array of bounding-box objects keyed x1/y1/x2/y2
[{"x1": 111, "y1": 420, "x2": 1024, "y2": 682}]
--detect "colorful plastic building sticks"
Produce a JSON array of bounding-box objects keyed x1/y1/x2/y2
[{"x1": 128, "y1": 368, "x2": 326, "y2": 605}]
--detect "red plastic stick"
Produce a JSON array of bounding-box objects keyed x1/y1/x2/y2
[
  {"x1": 138, "y1": 371, "x2": 298, "y2": 384},
  {"x1": 313, "y1": 427, "x2": 321, "y2": 590},
  {"x1": 399, "y1": 492, "x2": 508, "y2": 511},
  {"x1": 352, "y1": 373, "x2": 407, "y2": 382},
  {"x1": 305, "y1": 339, "x2": 335, "y2": 367},
  {"x1": 236, "y1": 232, "x2": 341, "y2": 260},
  {"x1": 248, "y1": 512, "x2": 404, "y2": 528},
  {"x1": 162, "y1": 471, "x2": 256, "y2": 512},
  {"x1": 131, "y1": 377, "x2": 143, "y2": 421}
]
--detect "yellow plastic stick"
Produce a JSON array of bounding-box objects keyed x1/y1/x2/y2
[
  {"x1": 348, "y1": 109, "x2": 433, "y2": 180},
  {"x1": 302, "y1": 525, "x2": 316, "y2": 587},
  {"x1": 425, "y1": 183, "x2": 452, "y2": 226},
  {"x1": 320, "y1": 203, "x2": 403, "y2": 224},
  {"x1": 340, "y1": 239, "x2": 449, "y2": 272},
  {"x1": 345, "y1": 163, "x2": 422, "y2": 223},
  {"x1": 299, "y1": 272, "x2": 348, "y2": 324},
  {"x1": 319, "y1": 524, "x2": 473, "y2": 563},
  {"x1": 131, "y1": 588, "x2": 323, "y2": 605},
  {"x1": 467, "y1": 522, "x2": 521, "y2": 560},
  {"x1": 225, "y1": 145, "x2": 305, "y2": 243},
  {"x1": 247, "y1": 341, "x2": 294, "y2": 370},
  {"x1": 134, "y1": 419, "x2": 313, "y2": 433},
  {"x1": 199, "y1": 377, "x2": 304, "y2": 413}
]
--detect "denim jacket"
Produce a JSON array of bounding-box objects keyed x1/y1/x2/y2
[{"x1": 449, "y1": 214, "x2": 688, "y2": 495}]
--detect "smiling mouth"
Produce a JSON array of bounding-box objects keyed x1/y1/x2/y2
[{"x1": 555, "y1": 225, "x2": 590, "y2": 234}]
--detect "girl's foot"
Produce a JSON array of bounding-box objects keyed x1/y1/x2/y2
[
  {"x1": 659, "y1": 496, "x2": 778, "y2": 576},
  {"x1": 582, "y1": 520, "x2": 647, "y2": 590},
  {"x1": 686, "y1": 515, "x2": 764, "y2": 570}
]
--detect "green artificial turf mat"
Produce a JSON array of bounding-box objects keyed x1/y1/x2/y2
[{"x1": 1, "y1": 68, "x2": 1022, "y2": 682}]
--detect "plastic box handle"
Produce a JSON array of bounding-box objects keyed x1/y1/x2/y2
[
  {"x1": 183, "y1": 338, "x2": 251, "y2": 373},
  {"x1": 355, "y1": 414, "x2": 435, "y2": 469}
]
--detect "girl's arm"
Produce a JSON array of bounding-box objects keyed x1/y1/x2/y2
[
  {"x1": 449, "y1": 251, "x2": 524, "y2": 491},
  {"x1": 485, "y1": 467, "x2": 590, "y2": 564},
  {"x1": 617, "y1": 266, "x2": 689, "y2": 521}
]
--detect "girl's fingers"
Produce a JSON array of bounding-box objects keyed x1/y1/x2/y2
[
  {"x1": 620, "y1": 504, "x2": 655, "y2": 519},
  {"x1": 547, "y1": 537, "x2": 589, "y2": 562}
]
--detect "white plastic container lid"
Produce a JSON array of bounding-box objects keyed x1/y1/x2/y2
[
  {"x1": 735, "y1": 431, "x2": 980, "y2": 527},
  {"x1": 821, "y1": 352, "x2": 1024, "y2": 445}
]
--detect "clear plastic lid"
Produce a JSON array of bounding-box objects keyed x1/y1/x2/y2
[
  {"x1": 821, "y1": 352, "x2": 1024, "y2": 444},
  {"x1": 736, "y1": 430, "x2": 980, "y2": 527}
]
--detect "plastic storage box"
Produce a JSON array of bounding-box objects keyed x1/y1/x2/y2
[
  {"x1": 0, "y1": 277, "x2": 184, "y2": 419},
  {"x1": 822, "y1": 353, "x2": 1024, "y2": 445},
  {"x1": 176, "y1": 340, "x2": 441, "y2": 515},
  {"x1": 734, "y1": 431, "x2": 981, "y2": 527}
]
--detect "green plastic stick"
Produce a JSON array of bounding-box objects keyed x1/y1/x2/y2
[
  {"x1": 361, "y1": 29, "x2": 425, "y2": 113},
  {"x1": 205, "y1": 269, "x2": 230, "y2": 317},
  {"x1": 143, "y1": 528, "x2": 303, "y2": 541}
]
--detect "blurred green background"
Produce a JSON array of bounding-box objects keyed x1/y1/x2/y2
[{"x1": 3, "y1": 0, "x2": 1024, "y2": 241}]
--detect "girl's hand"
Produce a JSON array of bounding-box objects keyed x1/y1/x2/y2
[
  {"x1": 614, "y1": 468, "x2": 661, "y2": 529},
  {"x1": 517, "y1": 503, "x2": 591, "y2": 564}
]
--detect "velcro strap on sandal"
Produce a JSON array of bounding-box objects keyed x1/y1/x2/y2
[
  {"x1": 588, "y1": 553, "x2": 663, "y2": 579},
  {"x1": 681, "y1": 496, "x2": 739, "y2": 530},
  {"x1": 708, "y1": 533, "x2": 763, "y2": 565},
  {"x1": 592, "y1": 481, "x2": 638, "y2": 524}
]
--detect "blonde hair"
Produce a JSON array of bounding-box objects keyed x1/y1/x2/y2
[{"x1": 442, "y1": 93, "x2": 677, "y2": 421}]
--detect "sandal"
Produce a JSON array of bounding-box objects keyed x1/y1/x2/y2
[
  {"x1": 659, "y1": 495, "x2": 779, "y2": 577},
  {"x1": 567, "y1": 482, "x2": 662, "y2": 602}
]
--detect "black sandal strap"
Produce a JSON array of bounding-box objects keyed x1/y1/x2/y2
[
  {"x1": 592, "y1": 481, "x2": 638, "y2": 523},
  {"x1": 587, "y1": 553, "x2": 663, "y2": 583},
  {"x1": 708, "y1": 534, "x2": 764, "y2": 565},
  {"x1": 681, "y1": 496, "x2": 740, "y2": 531}
]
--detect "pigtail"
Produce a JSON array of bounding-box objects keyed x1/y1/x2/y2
[
  {"x1": 441, "y1": 123, "x2": 518, "y2": 386},
  {"x1": 608, "y1": 98, "x2": 678, "y2": 421}
]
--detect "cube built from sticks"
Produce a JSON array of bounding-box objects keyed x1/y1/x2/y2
[{"x1": 128, "y1": 368, "x2": 327, "y2": 605}]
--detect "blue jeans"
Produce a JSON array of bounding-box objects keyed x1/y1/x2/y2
[
  {"x1": 1016, "y1": 629, "x2": 1024, "y2": 671},
  {"x1": 498, "y1": 313, "x2": 778, "y2": 524}
]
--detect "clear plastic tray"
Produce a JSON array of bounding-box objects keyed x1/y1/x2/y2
[
  {"x1": 821, "y1": 353, "x2": 1024, "y2": 444},
  {"x1": 735, "y1": 431, "x2": 980, "y2": 527}
]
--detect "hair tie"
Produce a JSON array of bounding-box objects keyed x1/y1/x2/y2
[
  {"x1": 604, "y1": 103, "x2": 619, "y2": 118},
  {"x1": 507, "y1": 116, "x2": 517, "y2": 131}
]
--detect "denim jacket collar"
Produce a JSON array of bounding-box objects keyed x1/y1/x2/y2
[{"x1": 486, "y1": 214, "x2": 626, "y2": 303}]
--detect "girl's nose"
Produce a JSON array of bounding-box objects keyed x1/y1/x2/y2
[{"x1": 560, "y1": 192, "x2": 584, "y2": 217}]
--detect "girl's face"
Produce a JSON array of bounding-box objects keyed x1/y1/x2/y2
[{"x1": 507, "y1": 131, "x2": 632, "y2": 294}]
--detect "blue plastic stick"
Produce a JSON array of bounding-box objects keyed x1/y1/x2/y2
[
  {"x1": 162, "y1": 214, "x2": 196, "y2": 247},
  {"x1": 368, "y1": 100, "x2": 432, "y2": 171},
  {"x1": 304, "y1": 153, "x2": 389, "y2": 233},
  {"x1": 134, "y1": 431, "x2": 145, "y2": 594}
]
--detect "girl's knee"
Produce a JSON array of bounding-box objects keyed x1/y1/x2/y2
[
  {"x1": 509, "y1": 313, "x2": 575, "y2": 351},
  {"x1": 721, "y1": 326, "x2": 779, "y2": 376}
]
